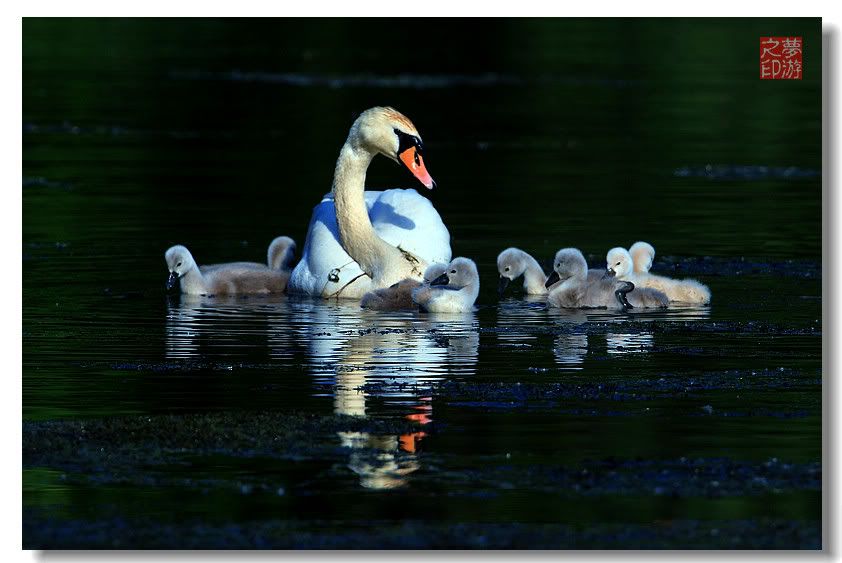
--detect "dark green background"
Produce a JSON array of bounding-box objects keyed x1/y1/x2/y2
[{"x1": 23, "y1": 18, "x2": 822, "y2": 549}]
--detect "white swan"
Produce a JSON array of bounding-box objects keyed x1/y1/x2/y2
[
  {"x1": 288, "y1": 107, "x2": 452, "y2": 299},
  {"x1": 165, "y1": 245, "x2": 291, "y2": 296},
  {"x1": 412, "y1": 257, "x2": 479, "y2": 313},
  {"x1": 547, "y1": 248, "x2": 668, "y2": 309},
  {"x1": 360, "y1": 263, "x2": 448, "y2": 311},
  {"x1": 628, "y1": 241, "x2": 655, "y2": 274},
  {"x1": 606, "y1": 247, "x2": 711, "y2": 305}
]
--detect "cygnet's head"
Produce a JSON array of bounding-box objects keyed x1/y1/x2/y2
[
  {"x1": 605, "y1": 247, "x2": 634, "y2": 278},
  {"x1": 429, "y1": 257, "x2": 479, "y2": 289},
  {"x1": 544, "y1": 248, "x2": 588, "y2": 288},
  {"x1": 267, "y1": 236, "x2": 297, "y2": 270},
  {"x1": 629, "y1": 241, "x2": 655, "y2": 274},
  {"x1": 423, "y1": 263, "x2": 448, "y2": 283},
  {"x1": 496, "y1": 247, "x2": 528, "y2": 294},
  {"x1": 349, "y1": 106, "x2": 435, "y2": 189},
  {"x1": 164, "y1": 245, "x2": 197, "y2": 290}
]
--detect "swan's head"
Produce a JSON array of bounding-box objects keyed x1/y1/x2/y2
[
  {"x1": 545, "y1": 248, "x2": 588, "y2": 288},
  {"x1": 423, "y1": 263, "x2": 448, "y2": 283},
  {"x1": 429, "y1": 257, "x2": 478, "y2": 289},
  {"x1": 497, "y1": 247, "x2": 529, "y2": 294},
  {"x1": 164, "y1": 245, "x2": 197, "y2": 290},
  {"x1": 605, "y1": 247, "x2": 634, "y2": 279},
  {"x1": 351, "y1": 106, "x2": 435, "y2": 190},
  {"x1": 267, "y1": 236, "x2": 297, "y2": 270},
  {"x1": 629, "y1": 241, "x2": 655, "y2": 274}
]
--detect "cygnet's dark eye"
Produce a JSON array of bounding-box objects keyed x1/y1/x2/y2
[
  {"x1": 450, "y1": 270, "x2": 456, "y2": 274},
  {"x1": 505, "y1": 266, "x2": 510, "y2": 271},
  {"x1": 177, "y1": 262, "x2": 182, "y2": 267},
  {"x1": 615, "y1": 262, "x2": 621, "y2": 266}
]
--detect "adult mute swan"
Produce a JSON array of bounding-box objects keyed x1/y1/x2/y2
[
  {"x1": 606, "y1": 247, "x2": 711, "y2": 305},
  {"x1": 288, "y1": 107, "x2": 452, "y2": 299}
]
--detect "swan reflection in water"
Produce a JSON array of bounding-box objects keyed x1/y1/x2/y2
[
  {"x1": 300, "y1": 301, "x2": 479, "y2": 489},
  {"x1": 165, "y1": 296, "x2": 479, "y2": 489}
]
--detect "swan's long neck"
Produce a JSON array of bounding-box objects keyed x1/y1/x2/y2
[
  {"x1": 332, "y1": 143, "x2": 406, "y2": 281},
  {"x1": 180, "y1": 267, "x2": 207, "y2": 295},
  {"x1": 522, "y1": 253, "x2": 550, "y2": 294}
]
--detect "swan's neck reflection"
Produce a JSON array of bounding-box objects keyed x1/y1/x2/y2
[{"x1": 305, "y1": 305, "x2": 478, "y2": 490}]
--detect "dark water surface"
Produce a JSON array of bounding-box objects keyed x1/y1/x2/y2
[{"x1": 23, "y1": 18, "x2": 822, "y2": 548}]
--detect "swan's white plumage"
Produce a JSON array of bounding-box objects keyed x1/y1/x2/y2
[{"x1": 289, "y1": 189, "x2": 451, "y2": 298}]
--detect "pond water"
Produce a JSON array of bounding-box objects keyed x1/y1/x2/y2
[{"x1": 23, "y1": 18, "x2": 822, "y2": 548}]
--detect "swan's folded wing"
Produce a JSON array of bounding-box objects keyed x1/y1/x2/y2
[{"x1": 369, "y1": 189, "x2": 452, "y2": 265}]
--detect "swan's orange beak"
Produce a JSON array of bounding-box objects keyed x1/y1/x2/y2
[{"x1": 399, "y1": 146, "x2": 436, "y2": 190}]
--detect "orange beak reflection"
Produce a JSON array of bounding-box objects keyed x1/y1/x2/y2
[{"x1": 399, "y1": 147, "x2": 436, "y2": 190}]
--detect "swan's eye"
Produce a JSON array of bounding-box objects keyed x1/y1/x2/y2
[
  {"x1": 615, "y1": 262, "x2": 621, "y2": 266},
  {"x1": 450, "y1": 270, "x2": 456, "y2": 274},
  {"x1": 177, "y1": 262, "x2": 182, "y2": 267},
  {"x1": 504, "y1": 266, "x2": 510, "y2": 271}
]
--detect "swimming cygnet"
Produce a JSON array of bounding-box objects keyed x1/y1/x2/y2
[
  {"x1": 165, "y1": 244, "x2": 291, "y2": 296},
  {"x1": 267, "y1": 236, "x2": 297, "y2": 271},
  {"x1": 546, "y1": 248, "x2": 669, "y2": 310},
  {"x1": 497, "y1": 247, "x2": 553, "y2": 295},
  {"x1": 411, "y1": 257, "x2": 479, "y2": 313},
  {"x1": 606, "y1": 247, "x2": 711, "y2": 305},
  {"x1": 360, "y1": 263, "x2": 448, "y2": 311},
  {"x1": 628, "y1": 241, "x2": 655, "y2": 274},
  {"x1": 497, "y1": 247, "x2": 606, "y2": 296}
]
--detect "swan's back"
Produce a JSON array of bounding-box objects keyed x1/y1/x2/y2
[
  {"x1": 633, "y1": 272, "x2": 711, "y2": 305},
  {"x1": 204, "y1": 266, "x2": 290, "y2": 295},
  {"x1": 360, "y1": 279, "x2": 422, "y2": 310},
  {"x1": 549, "y1": 277, "x2": 666, "y2": 309},
  {"x1": 289, "y1": 189, "x2": 452, "y2": 298},
  {"x1": 201, "y1": 261, "x2": 265, "y2": 274}
]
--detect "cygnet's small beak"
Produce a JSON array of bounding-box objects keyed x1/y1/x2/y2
[
  {"x1": 604, "y1": 268, "x2": 616, "y2": 279},
  {"x1": 545, "y1": 270, "x2": 561, "y2": 288},
  {"x1": 166, "y1": 271, "x2": 181, "y2": 291},
  {"x1": 498, "y1": 276, "x2": 511, "y2": 295},
  {"x1": 429, "y1": 273, "x2": 450, "y2": 286}
]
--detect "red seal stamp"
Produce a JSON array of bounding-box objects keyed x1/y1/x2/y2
[{"x1": 760, "y1": 37, "x2": 803, "y2": 79}]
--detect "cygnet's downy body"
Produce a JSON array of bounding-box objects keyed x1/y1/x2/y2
[
  {"x1": 497, "y1": 247, "x2": 605, "y2": 296},
  {"x1": 412, "y1": 257, "x2": 479, "y2": 313},
  {"x1": 606, "y1": 247, "x2": 711, "y2": 305},
  {"x1": 165, "y1": 243, "x2": 293, "y2": 296},
  {"x1": 547, "y1": 248, "x2": 668, "y2": 310},
  {"x1": 360, "y1": 263, "x2": 448, "y2": 311}
]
